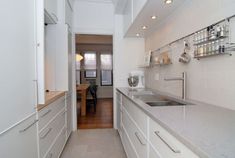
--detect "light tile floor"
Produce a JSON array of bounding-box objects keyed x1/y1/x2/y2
[{"x1": 60, "y1": 129, "x2": 127, "y2": 158}]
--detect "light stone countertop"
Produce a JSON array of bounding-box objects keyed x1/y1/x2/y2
[
  {"x1": 37, "y1": 91, "x2": 66, "y2": 111},
  {"x1": 117, "y1": 87, "x2": 235, "y2": 158}
]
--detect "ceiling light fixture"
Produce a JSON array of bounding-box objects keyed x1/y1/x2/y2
[
  {"x1": 142, "y1": 26, "x2": 147, "y2": 30},
  {"x1": 76, "y1": 54, "x2": 83, "y2": 61},
  {"x1": 151, "y1": 16, "x2": 157, "y2": 20},
  {"x1": 165, "y1": 0, "x2": 173, "y2": 4},
  {"x1": 136, "y1": 33, "x2": 140, "y2": 37}
]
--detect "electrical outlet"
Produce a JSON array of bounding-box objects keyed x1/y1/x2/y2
[{"x1": 154, "y1": 73, "x2": 160, "y2": 81}]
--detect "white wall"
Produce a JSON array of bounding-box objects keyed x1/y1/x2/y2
[
  {"x1": 145, "y1": 0, "x2": 235, "y2": 110},
  {"x1": 73, "y1": 0, "x2": 114, "y2": 34},
  {"x1": 113, "y1": 15, "x2": 145, "y2": 128},
  {"x1": 113, "y1": 15, "x2": 145, "y2": 87}
]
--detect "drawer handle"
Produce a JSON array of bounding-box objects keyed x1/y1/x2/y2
[
  {"x1": 40, "y1": 128, "x2": 52, "y2": 139},
  {"x1": 41, "y1": 109, "x2": 52, "y2": 118},
  {"x1": 154, "y1": 131, "x2": 181, "y2": 153},
  {"x1": 19, "y1": 119, "x2": 38, "y2": 133},
  {"x1": 135, "y1": 132, "x2": 146, "y2": 145}
]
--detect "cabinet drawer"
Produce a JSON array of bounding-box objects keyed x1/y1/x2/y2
[
  {"x1": 122, "y1": 108, "x2": 147, "y2": 158},
  {"x1": 45, "y1": 127, "x2": 67, "y2": 158},
  {"x1": 38, "y1": 96, "x2": 65, "y2": 130},
  {"x1": 122, "y1": 126, "x2": 138, "y2": 158},
  {"x1": 39, "y1": 109, "x2": 66, "y2": 158},
  {"x1": 122, "y1": 96, "x2": 147, "y2": 134},
  {"x1": 149, "y1": 118, "x2": 199, "y2": 158},
  {"x1": 149, "y1": 144, "x2": 161, "y2": 158}
]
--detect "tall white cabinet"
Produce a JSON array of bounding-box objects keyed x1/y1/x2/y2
[
  {"x1": 0, "y1": 0, "x2": 75, "y2": 157},
  {"x1": 0, "y1": 0, "x2": 38, "y2": 157}
]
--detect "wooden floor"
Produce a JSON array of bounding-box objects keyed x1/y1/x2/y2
[{"x1": 77, "y1": 98, "x2": 113, "y2": 129}]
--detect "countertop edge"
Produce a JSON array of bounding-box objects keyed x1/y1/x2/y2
[{"x1": 37, "y1": 91, "x2": 66, "y2": 111}]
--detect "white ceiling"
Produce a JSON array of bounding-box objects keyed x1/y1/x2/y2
[{"x1": 126, "y1": 0, "x2": 186, "y2": 37}]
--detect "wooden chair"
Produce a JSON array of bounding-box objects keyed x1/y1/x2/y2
[{"x1": 86, "y1": 85, "x2": 98, "y2": 112}]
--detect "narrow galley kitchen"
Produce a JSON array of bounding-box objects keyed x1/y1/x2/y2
[{"x1": 1, "y1": 0, "x2": 235, "y2": 158}]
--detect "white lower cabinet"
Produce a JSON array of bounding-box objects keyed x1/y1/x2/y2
[
  {"x1": 122, "y1": 126, "x2": 138, "y2": 158},
  {"x1": 0, "y1": 114, "x2": 38, "y2": 158},
  {"x1": 38, "y1": 95, "x2": 67, "y2": 158},
  {"x1": 39, "y1": 109, "x2": 66, "y2": 157},
  {"x1": 66, "y1": 94, "x2": 73, "y2": 138},
  {"x1": 149, "y1": 144, "x2": 161, "y2": 158},
  {"x1": 45, "y1": 127, "x2": 67, "y2": 158},
  {"x1": 122, "y1": 108, "x2": 147, "y2": 158},
  {"x1": 149, "y1": 118, "x2": 199, "y2": 158},
  {"x1": 118, "y1": 92, "x2": 199, "y2": 158}
]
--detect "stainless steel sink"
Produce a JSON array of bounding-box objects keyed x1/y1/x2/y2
[
  {"x1": 146, "y1": 100, "x2": 187, "y2": 107},
  {"x1": 133, "y1": 93, "x2": 190, "y2": 107}
]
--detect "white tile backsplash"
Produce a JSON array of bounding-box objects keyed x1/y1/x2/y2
[{"x1": 145, "y1": 0, "x2": 235, "y2": 110}]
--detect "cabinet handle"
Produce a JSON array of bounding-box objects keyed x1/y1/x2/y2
[
  {"x1": 40, "y1": 128, "x2": 52, "y2": 139},
  {"x1": 135, "y1": 132, "x2": 146, "y2": 145},
  {"x1": 154, "y1": 131, "x2": 181, "y2": 153},
  {"x1": 19, "y1": 120, "x2": 38, "y2": 133},
  {"x1": 51, "y1": 13, "x2": 58, "y2": 21},
  {"x1": 41, "y1": 109, "x2": 52, "y2": 118}
]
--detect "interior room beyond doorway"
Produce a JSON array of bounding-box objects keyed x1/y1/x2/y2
[{"x1": 76, "y1": 34, "x2": 113, "y2": 129}]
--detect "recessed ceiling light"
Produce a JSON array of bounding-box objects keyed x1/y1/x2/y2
[
  {"x1": 142, "y1": 26, "x2": 147, "y2": 30},
  {"x1": 136, "y1": 33, "x2": 140, "y2": 37},
  {"x1": 151, "y1": 16, "x2": 157, "y2": 20},
  {"x1": 165, "y1": 0, "x2": 173, "y2": 4}
]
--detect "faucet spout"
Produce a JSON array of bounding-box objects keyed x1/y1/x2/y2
[{"x1": 164, "y1": 72, "x2": 186, "y2": 100}]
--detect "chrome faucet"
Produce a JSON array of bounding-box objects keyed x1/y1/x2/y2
[{"x1": 164, "y1": 72, "x2": 186, "y2": 100}]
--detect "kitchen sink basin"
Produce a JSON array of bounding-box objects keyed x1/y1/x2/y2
[{"x1": 146, "y1": 100, "x2": 187, "y2": 107}]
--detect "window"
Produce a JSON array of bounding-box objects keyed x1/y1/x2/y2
[
  {"x1": 84, "y1": 70, "x2": 97, "y2": 78},
  {"x1": 84, "y1": 52, "x2": 97, "y2": 78},
  {"x1": 100, "y1": 54, "x2": 113, "y2": 86},
  {"x1": 101, "y1": 70, "x2": 112, "y2": 86},
  {"x1": 84, "y1": 52, "x2": 96, "y2": 69}
]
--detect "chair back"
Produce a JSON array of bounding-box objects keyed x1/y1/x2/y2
[{"x1": 89, "y1": 85, "x2": 98, "y2": 100}]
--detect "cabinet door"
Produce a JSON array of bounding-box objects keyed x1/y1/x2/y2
[
  {"x1": 132, "y1": 0, "x2": 147, "y2": 20},
  {"x1": 0, "y1": 114, "x2": 38, "y2": 158},
  {"x1": 65, "y1": 0, "x2": 73, "y2": 28},
  {"x1": 45, "y1": 0, "x2": 58, "y2": 23},
  {"x1": 66, "y1": 94, "x2": 73, "y2": 137},
  {"x1": 0, "y1": 0, "x2": 37, "y2": 132},
  {"x1": 123, "y1": 0, "x2": 133, "y2": 35}
]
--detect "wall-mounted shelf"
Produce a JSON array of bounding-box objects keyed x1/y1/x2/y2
[
  {"x1": 151, "y1": 51, "x2": 172, "y2": 66},
  {"x1": 194, "y1": 36, "x2": 228, "y2": 46},
  {"x1": 194, "y1": 46, "x2": 234, "y2": 59}
]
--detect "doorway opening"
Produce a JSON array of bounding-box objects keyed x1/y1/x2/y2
[{"x1": 75, "y1": 34, "x2": 113, "y2": 129}]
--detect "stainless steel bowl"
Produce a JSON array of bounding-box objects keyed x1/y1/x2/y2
[{"x1": 128, "y1": 76, "x2": 139, "y2": 87}]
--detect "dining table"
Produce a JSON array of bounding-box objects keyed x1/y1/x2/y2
[{"x1": 77, "y1": 84, "x2": 90, "y2": 116}]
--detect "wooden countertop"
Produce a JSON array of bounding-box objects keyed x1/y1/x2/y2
[{"x1": 37, "y1": 91, "x2": 66, "y2": 111}]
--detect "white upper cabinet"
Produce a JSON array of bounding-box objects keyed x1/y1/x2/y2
[
  {"x1": 124, "y1": 0, "x2": 186, "y2": 37},
  {"x1": 65, "y1": 0, "x2": 73, "y2": 28},
  {"x1": 123, "y1": 0, "x2": 147, "y2": 36},
  {"x1": 45, "y1": 0, "x2": 59, "y2": 24},
  {"x1": 132, "y1": 0, "x2": 147, "y2": 20},
  {"x1": 123, "y1": 0, "x2": 133, "y2": 34}
]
